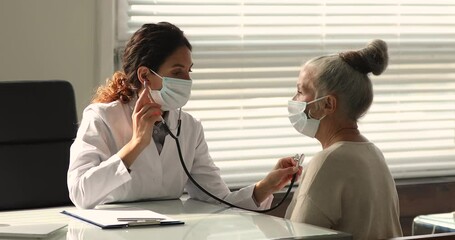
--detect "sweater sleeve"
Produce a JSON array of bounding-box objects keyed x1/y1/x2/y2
[
  {"x1": 287, "y1": 151, "x2": 342, "y2": 228},
  {"x1": 289, "y1": 195, "x2": 333, "y2": 228}
]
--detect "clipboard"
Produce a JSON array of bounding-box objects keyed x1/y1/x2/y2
[{"x1": 61, "y1": 209, "x2": 184, "y2": 229}]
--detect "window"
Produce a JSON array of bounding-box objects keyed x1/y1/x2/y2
[{"x1": 117, "y1": 0, "x2": 455, "y2": 189}]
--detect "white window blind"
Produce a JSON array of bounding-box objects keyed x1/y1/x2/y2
[{"x1": 117, "y1": 0, "x2": 455, "y2": 189}]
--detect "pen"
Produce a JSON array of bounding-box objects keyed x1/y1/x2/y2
[
  {"x1": 118, "y1": 218, "x2": 165, "y2": 226},
  {"x1": 117, "y1": 217, "x2": 165, "y2": 222}
]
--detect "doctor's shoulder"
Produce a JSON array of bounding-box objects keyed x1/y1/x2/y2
[
  {"x1": 180, "y1": 110, "x2": 204, "y2": 130},
  {"x1": 81, "y1": 100, "x2": 128, "y2": 123}
]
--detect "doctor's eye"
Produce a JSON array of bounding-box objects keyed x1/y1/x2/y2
[
  {"x1": 172, "y1": 69, "x2": 191, "y2": 80},
  {"x1": 171, "y1": 70, "x2": 183, "y2": 77}
]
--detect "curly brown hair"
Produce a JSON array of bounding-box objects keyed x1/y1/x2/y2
[{"x1": 92, "y1": 22, "x2": 192, "y2": 103}]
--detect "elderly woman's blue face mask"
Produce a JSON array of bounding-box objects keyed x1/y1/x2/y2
[{"x1": 287, "y1": 96, "x2": 328, "y2": 138}]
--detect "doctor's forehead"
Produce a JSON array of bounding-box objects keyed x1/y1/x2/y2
[{"x1": 161, "y1": 46, "x2": 193, "y2": 71}]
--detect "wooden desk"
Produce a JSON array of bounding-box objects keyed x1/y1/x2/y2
[{"x1": 0, "y1": 198, "x2": 352, "y2": 240}]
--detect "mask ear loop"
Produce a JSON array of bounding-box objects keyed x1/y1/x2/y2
[
  {"x1": 148, "y1": 68, "x2": 163, "y2": 79},
  {"x1": 307, "y1": 95, "x2": 328, "y2": 120},
  {"x1": 308, "y1": 109, "x2": 327, "y2": 121}
]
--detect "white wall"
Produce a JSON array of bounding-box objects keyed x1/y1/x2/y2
[{"x1": 0, "y1": 0, "x2": 99, "y2": 120}]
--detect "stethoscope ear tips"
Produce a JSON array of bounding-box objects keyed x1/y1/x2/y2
[{"x1": 293, "y1": 154, "x2": 305, "y2": 167}]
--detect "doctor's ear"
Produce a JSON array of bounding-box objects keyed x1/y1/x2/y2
[{"x1": 137, "y1": 66, "x2": 150, "y2": 85}]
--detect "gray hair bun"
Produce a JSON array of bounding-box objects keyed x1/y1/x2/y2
[{"x1": 339, "y1": 39, "x2": 389, "y2": 75}]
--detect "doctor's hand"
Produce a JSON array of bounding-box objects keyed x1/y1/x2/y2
[
  {"x1": 118, "y1": 82, "x2": 162, "y2": 168},
  {"x1": 253, "y1": 157, "x2": 302, "y2": 204}
]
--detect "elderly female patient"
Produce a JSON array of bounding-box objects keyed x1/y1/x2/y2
[{"x1": 285, "y1": 39, "x2": 403, "y2": 240}]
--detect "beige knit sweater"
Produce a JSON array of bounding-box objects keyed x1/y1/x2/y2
[{"x1": 285, "y1": 141, "x2": 403, "y2": 240}]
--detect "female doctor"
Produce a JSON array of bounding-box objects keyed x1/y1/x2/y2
[{"x1": 68, "y1": 22, "x2": 301, "y2": 209}]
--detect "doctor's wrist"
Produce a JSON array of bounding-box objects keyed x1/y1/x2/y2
[
  {"x1": 118, "y1": 140, "x2": 144, "y2": 168},
  {"x1": 253, "y1": 180, "x2": 273, "y2": 204}
]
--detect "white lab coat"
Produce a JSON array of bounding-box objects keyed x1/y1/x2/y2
[{"x1": 68, "y1": 99, "x2": 273, "y2": 209}]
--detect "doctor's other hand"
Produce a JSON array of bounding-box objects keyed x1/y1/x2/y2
[
  {"x1": 118, "y1": 83, "x2": 162, "y2": 168},
  {"x1": 253, "y1": 157, "x2": 302, "y2": 203}
]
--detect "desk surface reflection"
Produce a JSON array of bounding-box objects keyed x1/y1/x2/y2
[{"x1": 0, "y1": 198, "x2": 352, "y2": 240}]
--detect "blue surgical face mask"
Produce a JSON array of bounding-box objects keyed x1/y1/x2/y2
[
  {"x1": 148, "y1": 69, "x2": 192, "y2": 111},
  {"x1": 288, "y1": 96, "x2": 328, "y2": 138}
]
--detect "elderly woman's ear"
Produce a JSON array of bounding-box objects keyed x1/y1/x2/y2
[{"x1": 323, "y1": 95, "x2": 337, "y2": 114}]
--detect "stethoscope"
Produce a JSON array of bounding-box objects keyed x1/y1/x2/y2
[
  {"x1": 140, "y1": 79, "x2": 300, "y2": 213},
  {"x1": 160, "y1": 109, "x2": 301, "y2": 213}
]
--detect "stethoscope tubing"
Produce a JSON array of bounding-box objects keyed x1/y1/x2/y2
[{"x1": 161, "y1": 114, "x2": 297, "y2": 213}]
